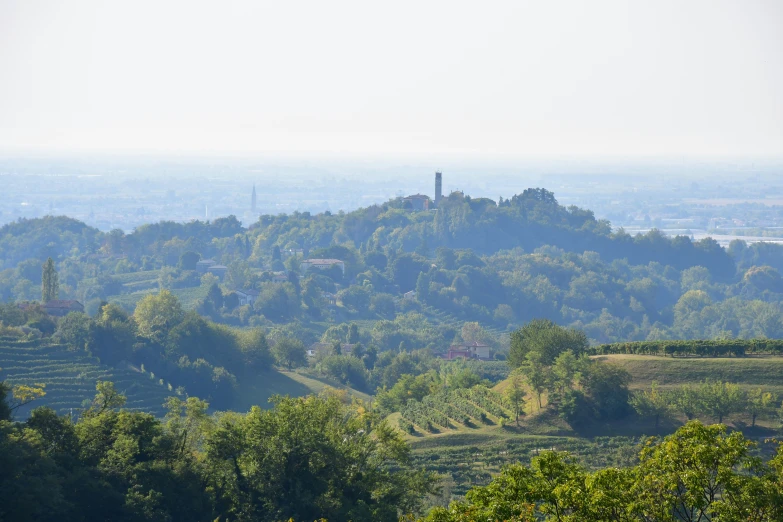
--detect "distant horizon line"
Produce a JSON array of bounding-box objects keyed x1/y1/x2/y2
[{"x1": 1, "y1": 148, "x2": 782, "y2": 167}]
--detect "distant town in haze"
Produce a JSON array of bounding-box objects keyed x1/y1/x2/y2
[{"x1": 2, "y1": 156, "x2": 783, "y2": 248}]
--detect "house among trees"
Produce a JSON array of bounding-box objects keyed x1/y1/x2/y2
[
  {"x1": 307, "y1": 342, "x2": 357, "y2": 357},
  {"x1": 443, "y1": 341, "x2": 491, "y2": 361},
  {"x1": 196, "y1": 259, "x2": 216, "y2": 273},
  {"x1": 271, "y1": 271, "x2": 289, "y2": 282},
  {"x1": 300, "y1": 258, "x2": 345, "y2": 276},
  {"x1": 321, "y1": 292, "x2": 337, "y2": 306},
  {"x1": 206, "y1": 264, "x2": 228, "y2": 279},
  {"x1": 42, "y1": 300, "x2": 85, "y2": 317},
  {"x1": 233, "y1": 289, "x2": 260, "y2": 307}
]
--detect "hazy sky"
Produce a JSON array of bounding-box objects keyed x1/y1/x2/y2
[{"x1": 1, "y1": 0, "x2": 781, "y2": 159}]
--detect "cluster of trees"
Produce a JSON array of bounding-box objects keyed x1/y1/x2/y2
[
  {"x1": 631, "y1": 380, "x2": 782, "y2": 427},
  {"x1": 592, "y1": 338, "x2": 783, "y2": 357},
  {"x1": 368, "y1": 320, "x2": 633, "y2": 428},
  {"x1": 5, "y1": 190, "x2": 783, "y2": 345},
  {"x1": 8, "y1": 290, "x2": 280, "y2": 409},
  {"x1": 0, "y1": 301, "x2": 57, "y2": 337},
  {"x1": 374, "y1": 365, "x2": 490, "y2": 415},
  {"x1": 3, "y1": 283, "x2": 501, "y2": 406},
  {"x1": 0, "y1": 381, "x2": 437, "y2": 521},
  {"x1": 420, "y1": 422, "x2": 783, "y2": 521},
  {"x1": 311, "y1": 322, "x2": 509, "y2": 395},
  {"x1": 507, "y1": 320, "x2": 631, "y2": 424},
  {"x1": 352, "y1": 319, "x2": 783, "y2": 435}
]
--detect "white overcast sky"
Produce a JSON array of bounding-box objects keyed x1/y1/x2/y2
[{"x1": 0, "y1": 0, "x2": 781, "y2": 159}]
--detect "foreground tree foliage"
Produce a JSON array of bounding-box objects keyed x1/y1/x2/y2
[
  {"x1": 206, "y1": 395, "x2": 438, "y2": 521},
  {"x1": 0, "y1": 381, "x2": 437, "y2": 521},
  {"x1": 631, "y1": 380, "x2": 780, "y2": 428},
  {"x1": 420, "y1": 421, "x2": 783, "y2": 522}
]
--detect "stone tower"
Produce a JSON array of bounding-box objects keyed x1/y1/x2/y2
[
  {"x1": 251, "y1": 184, "x2": 257, "y2": 213},
  {"x1": 434, "y1": 172, "x2": 442, "y2": 207}
]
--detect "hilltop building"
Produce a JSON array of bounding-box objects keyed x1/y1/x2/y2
[
  {"x1": 403, "y1": 194, "x2": 431, "y2": 211},
  {"x1": 300, "y1": 258, "x2": 345, "y2": 275},
  {"x1": 435, "y1": 171, "x2": 442, "y2": 207},
  {"x1": 402, "y1": 172, "x2": 443, "y2": 211}
]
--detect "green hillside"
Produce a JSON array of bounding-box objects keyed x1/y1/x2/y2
[
  {"x1": 0, "y1": 337, "x2": 176, "y2": 418},
  {"x1": 107, "y1": 285, "x2": 209, "y2": 312},
  {"x1": 232, "y1": 369, "x2": 372, "y2": 412},
  {"x1": 597, "y1": 354, "x2": 783, "y2": 394},
  {"x1": 408, "y1": 428, "x2": 639, "y2": 498},
  {"x1": 0, "y1": 335, "x2": 372, "y2": 419},
  {"x1": 401, "y1": 353, "x2": 783, "y2": 498}
]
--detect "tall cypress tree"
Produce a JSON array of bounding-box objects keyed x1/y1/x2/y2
[
  {"x1": 346, "y1": 323, "x2": 360, "y2": 344},
  {"x1": 41, "y1": 257, "x2": 59, "y2": 303}
]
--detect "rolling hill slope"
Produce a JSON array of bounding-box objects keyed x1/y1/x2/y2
[
  {"x1": 0, "y1": 336, "x2": 372, "y2": 419},
  {"x1": 0, "y1": 337, "x2": 175, "y2": 418},
  {"x1": 232, "y1": 369, "x2": 372, "y2": 412},
  {"x1": 596, "y1": 354, "x2": 783, "y2": 394}
]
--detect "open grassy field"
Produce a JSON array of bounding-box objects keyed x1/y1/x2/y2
[
  {"x1": 596, "y1": 354, "x2": 783, "y2": 394},
  {"x1": 231, "y1": 368, "x2": 371, "y2": 412}
]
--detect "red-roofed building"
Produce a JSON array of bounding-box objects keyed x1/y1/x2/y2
[
  {"x1": 42, "y1": 300, "x2": 85, "y2": 317},
  {"x1": 442, "y1": 342, "x2": 492, "y2": 361},
  {"x1": 403, "y1": 194, "x2": 431, "y2": 211},
  {"x1": 443, "y1": 348, "x2": 473, "y2": 360}
]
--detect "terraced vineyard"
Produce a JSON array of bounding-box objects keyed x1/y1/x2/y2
[
  {"x1": 420, "y1": 305, "x2": 507, "y2": 338},
  {"x1": 399, "y1": 385, "x2": 512, "y2": 434},
  {"x1": 410, "y1": 432, "x2": 645, "y2": 498},
  {"x1": 0, "y1": 337, "x2": 176, "y2": 418}
]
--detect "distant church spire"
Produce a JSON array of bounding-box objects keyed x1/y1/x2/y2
[{"x1": 251, "y1": 184, "x2": 257, "y2": 213}]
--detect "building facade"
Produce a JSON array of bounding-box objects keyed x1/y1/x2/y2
[{"x1": 300, "y1": 258, "x2": 345, "y2": 275}]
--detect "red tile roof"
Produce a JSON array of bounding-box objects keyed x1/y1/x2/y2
[{"x1": 44, "y1": 300, "x2": 83, "y2": 308}]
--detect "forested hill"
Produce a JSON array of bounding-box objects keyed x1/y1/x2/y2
[
  {"x1": 3, "y1": 188, "x2": 783, "y2": 344},
  {"x1": 0, "y1": 215, "x2": 103, "y2": 269},
  {"x1": 0, "y1": 188, "x2": 739, "y2": 276}
]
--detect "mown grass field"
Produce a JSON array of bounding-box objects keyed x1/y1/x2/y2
[
  {"x1": 231, "y1": 369, "x2": 372, "y2": 412},
  {"x1": 596, "y1": 354, "x2": 783, "y2": 394}
]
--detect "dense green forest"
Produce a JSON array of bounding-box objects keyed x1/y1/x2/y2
[{"x1": 2, "y1": 189, "x2": 783, "y2": 346}]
